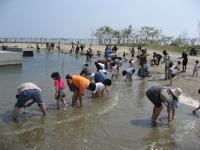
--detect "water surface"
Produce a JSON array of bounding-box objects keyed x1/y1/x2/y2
[{"x1": 0, "y1": 52, "x2": 199, "y2": 150}]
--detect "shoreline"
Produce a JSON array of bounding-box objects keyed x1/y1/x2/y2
[{"x1": 1, "y1": 42, "x2": 200, "y2": 104}]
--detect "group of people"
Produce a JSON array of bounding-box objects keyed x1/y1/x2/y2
[{"x1": 12, "y1": 45, "x2": 200, "y2": 125}]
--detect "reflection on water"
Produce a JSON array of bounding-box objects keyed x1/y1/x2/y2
[{"x1": 0, "y1": 51, "x2": 200, "y2": 150}]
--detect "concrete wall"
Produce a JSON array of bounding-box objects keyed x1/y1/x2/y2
[{"x1": 0, "y1": 51, "x2": 22, "y2": 65}]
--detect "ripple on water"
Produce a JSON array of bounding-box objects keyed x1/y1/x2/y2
[{"x1": 0, "y1": 95, "x2": 119, "y2": 136}]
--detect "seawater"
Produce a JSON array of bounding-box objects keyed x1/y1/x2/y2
[{"x1": 0, "y1": 51, "x2": 199, "y2": 150}]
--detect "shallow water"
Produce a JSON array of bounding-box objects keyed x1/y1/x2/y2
[{"x1": 0, "y1": 51, "x2": 200, "y2": 150}]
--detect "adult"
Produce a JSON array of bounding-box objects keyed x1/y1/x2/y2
[
  {"x1": 80, "y1": 44, "x2": 84, "y2": 52},
  {"x1": 13, "y1": 83, "x2": 47, "y2": 121},
  {"x1": 94, "y1": 71, "x2": 112, "y2": 92},
  {"x1": 112, "y1": 45, "x2": 118, "y2": 54},
  {"x1": 137, "y1": 49, "x2": 147, "y2": 79},
  {"x1": 95, "y1": 62, "x2": 106, "y2": 73},
  {"x1": 75, "y1": 45, "x2": 80, "y2": 54},
  {"x1": 162, "y1": 50, "x2": 171, "y2": 79},
  {"x1": 65, "y1": 75, "x2": 90, "y2": 107},
  {"x1": 104, "y1": 45, "x2": 112, "y2": 59},
  {"x1": 179, "y1": 49, "x2": 188, "y2": 72},
  {"x1": 153, "y1": 52, "x2": 162, "y2": 65},
  {"x1": 146, "y1": 85, "x2": 182, "y2": 124}
]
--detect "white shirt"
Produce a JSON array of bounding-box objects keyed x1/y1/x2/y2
[
  {"x1": 98, "y1": 63, "x2": 105, "y2": 70},
  {"x1": 17, "y1": 82, "x2": 41, "y2": 94},
  {"x1": 93, "y1": 82, "x2": 105, "y2": 94}
]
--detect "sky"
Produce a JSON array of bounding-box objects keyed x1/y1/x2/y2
[{"x1": 0, "y1": 0, "x2": 200, "y2": 38}]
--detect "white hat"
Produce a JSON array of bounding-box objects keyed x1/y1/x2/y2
[{"x1": 170, "y1": 88, "x2": 182, "y2": 98}]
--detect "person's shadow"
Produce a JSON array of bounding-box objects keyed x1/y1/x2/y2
[{"x1": 130, "y1": 119, "x2": 166, "y2": 128}]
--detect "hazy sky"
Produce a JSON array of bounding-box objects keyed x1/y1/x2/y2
[{"x1": 0, "y1": 0, "x2": 199, "y2": 38}]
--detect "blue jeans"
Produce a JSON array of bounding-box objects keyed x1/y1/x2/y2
[{"x1": 15, "y1": 89, "x2": 45, "y2": 108}]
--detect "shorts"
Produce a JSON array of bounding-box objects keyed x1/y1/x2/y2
[
  {"x1": 15, "y1": 89, "x2": 45, "y2": 108},
  {"x1": 55, "y1": 89, "x2": 66, "y2": 99},
  {"x1": 146, "y1": 89, "x2": 162, "y2": 107}
]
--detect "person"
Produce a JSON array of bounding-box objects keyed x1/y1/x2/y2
[
  {"x1": 168, "y1": 97, "x2": 179, "y2": 121},
  {"x1": 146, "y1": 85, "x2": 182, "y2": 124},
  {"x1": 95, "y1": 62, "x2": 106, "y2": 73},
  {"x1": 174, "y1": 61, "x2": 181, "y2": 74},
  {"x1": 192, "y1": 89, "x2": 200, "y2": 114},
  {"x1": 80, "y1": 64, "x2": 92, "y2": 78},
  {"x1": 122, "y1": 68, "x2": 136, "y2": 82},
  {"x1": 179, "y1": 49, "x2": 188, "y2": 72},
  {"x1": 13, "y1": 83, "x2": 47, "y2": 121},
  {"x1": 192, "y1": 60, "x2": 200, "y2": 78},
  {"x1": 51, "y1": 72, "x2": 68, "y2": 110},
  {"x1": 111, "y1": 62, "x2": 118, "y2": 80},
  {"x1": 153, "y1": 52, "x2": 162, "y2": 65},
  {"x1": 94, "y1": 71, "x2": 112, "y2": 92},
  {"x1": 80, "y1": 44, "x2": 84, "y2": 52},
  {"x1": 98, "y1": 59, "x2": 109, "y2": 69},
  {"x1": 65, "y1": 74, "x2": 90, "y2": 107},
  {"x1": 104, "y1": 45, "x2": 112, "y2": 59},
  {"x1": 162, "y1": 50, "x2": 171, "y2": 80},
  {"x1": 168, "y1": 62, "x2": 176, "y2": 86},
  {"x1": 88, "y1": 82, "x2": 105, "y2": 97},
  {"x1": 123, "y1": 52, "x2": 126, "y2": 59},
  {"x1": 75, "y1": 45, "x2": 80, "y2": 54},
  {"x1": 137, "y1": 49, "x2": 147, "y2": 79},
  {"x1": 129, "y1": 58, "x2": 136, "y2": 68},
  {"x1": 129, "y1": 46, "x2": 135, "y2": 57},
  {"x1": 112, "y1": 45, "x2": 118, "y2": 54}
]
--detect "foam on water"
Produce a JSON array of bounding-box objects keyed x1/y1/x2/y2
[{"x1": 179, "y1": 95, "x2": 199, "y2": 108}]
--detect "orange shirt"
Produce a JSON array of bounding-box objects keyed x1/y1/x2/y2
[{"x1": 69, "y1": 75, "x2": 90, "y2": 94}]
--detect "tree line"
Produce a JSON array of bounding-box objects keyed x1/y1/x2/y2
[{"x1": 92, "y1": 24, "x2": 200, "y2": 46}]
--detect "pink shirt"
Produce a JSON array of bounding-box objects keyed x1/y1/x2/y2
[{"x1": 54, "y1": 79, "x2": 65, "y2": 89}]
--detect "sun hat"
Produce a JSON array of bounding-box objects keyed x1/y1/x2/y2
[
  {"x1": 170, "y1": 88, "x2": 182, "y2": 99},
  {"x1": 160, "y1": 88, "x2": 173, "y2": 103}
]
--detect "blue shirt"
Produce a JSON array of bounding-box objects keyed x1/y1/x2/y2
[
  {"x1": 94, "y1": 71, "x2": 109, "y2": 83},
  {"x1": 127, "y1": 68, "x2": 135, "y2": 75},
  {"x1": 105, "y1": 49, "x2": 111, "y2": 57}
]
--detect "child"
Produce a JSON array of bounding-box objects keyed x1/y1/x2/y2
[
  {"x1": 174, "y1": 61, "x2": 181, "y2": 74},
  {"x1": 192, "y1": 89, "x2": 200, "y2": 114},
  {"x1": 51, "y1": 72, "x2": 68, "y2": 110},
  {"x1": 122, "y1": 68, "x2": 136, "y2": 82},
  {"x1": 192, "y1": 60, "x2": 200, "y2": 78},
  {"x1": 88, "y1": 82, "x2": 105, "y2": 97},
  {"x1": 168, "y1": 62, "x2": 176, "y2": 86},
  {"x1": 129, "y1": 58, "x2": 136, "y2": 68},
  {"x1": 111, "y1": 62, "x2": 118, "y2": 80},
  {"x1": 167, "y1": 98, "x2": 179, "y2": 122}
]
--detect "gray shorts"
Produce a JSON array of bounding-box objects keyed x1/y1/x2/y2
[
  {"x1": 55, "y1": 89, "x2": 66, "y2": 99},
  {"x1": 15, "y1": 89, "x2": 45, "y2": 108}
]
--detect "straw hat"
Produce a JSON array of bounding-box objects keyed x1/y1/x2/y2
[{"x1": 170, "y1": 88, "x2": 182, "y2": 98}]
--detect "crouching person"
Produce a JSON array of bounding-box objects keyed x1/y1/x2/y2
[
  {"x1": 122, "y1": 68, "x2": 136, "y2": 82},
  {"x1": 66, "y1": 74, "x2": 90, "y2": 107},
  {"x1": 146, "y1": 85, "x2": 182, "y2": 124},
  {"x1": 13, "y1": 82, "x2": 47, "y2": 121},
  {"x1": 94, "y1": 71, "x2": 112, "y2": 92},
  {"x1": 88, "y1": 82, "x2": 105, "y2": 97}
]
